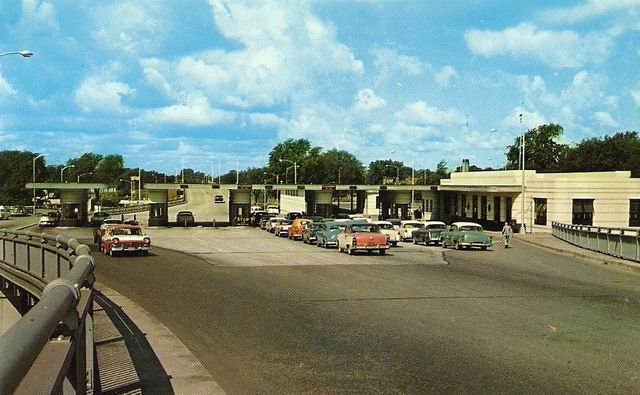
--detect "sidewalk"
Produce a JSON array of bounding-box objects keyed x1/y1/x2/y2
[{"x1": 513, "y1": 232, "x2": 640, "y2": 272}]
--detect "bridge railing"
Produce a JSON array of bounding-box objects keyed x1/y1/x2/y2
[
  {"x1": 103, "y1": 196, "x2": 186, "y2": 215},
  {"x1": 552, "y1": 222, "x2": 640, "y2": 263},
  {"x1": 0, "y1": 229, "x2": 95, "y2": 394}
]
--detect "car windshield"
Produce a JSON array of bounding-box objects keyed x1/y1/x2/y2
[
  {"x1": 427, "y1": 224, "x2": 446, "y2": 230},
  {"x1": 404, "y1": 223, "x2": 424, "y2": 229},
  {"x1": 281, "y1": 220, "x2": 292, "y2": 225},
  {"x1": 377, "y1": 223, "x2": 394, "y2": 230},
  {"x1": 460, "y1": 226, "x2": 483, "y2": 232},
  {"x1": 178, "y1": 212, "x2": 193, "y2": 216},
  {"x1": 351, "y1": 224, "x2": 380, "y2": 233},
  {"x1": 111, "y1": 228, "x2": 142, "y2": 236}
]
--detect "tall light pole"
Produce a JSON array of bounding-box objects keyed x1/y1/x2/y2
[
  {"x1": 0, "y1": 50, "x2": 33, "y2": 58},
  {"x1": 32, "y1": 154, "x2": 46, "y2": 210},
  {"x1": 279, "y1": 158, "x2": 298, "y2": 184},
  {"x1": 338, "y1": 167, "x2": 342, "y2": 184},
  {"x1": 77, "y1": 172, "x2": 92, "y2": 182},
  {"x1": 60, "y1": 165, "x2": 75, "y2": 182},
  {"x1": 520, "y1": 109, "x2": 526, "y2": 233},
  {"x1": 285, "y1": 165, "x2": 296, "y2": 184},
  {"x1": 236, "y1": 158, "x2": 240, "y2": 184},
  {"x1": 181, "y1": 158, "x2": 185, "y2": 184},
  {"x1": 138, "y1": 167, "x2": 142, "y2": 206},
  {"x1": 385, "y1": 165, "x2": 400, "y2": 184}
]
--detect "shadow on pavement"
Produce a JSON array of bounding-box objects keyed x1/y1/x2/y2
[{"x1": 93, "y1": 290, "x2": 174, "y2": 395}]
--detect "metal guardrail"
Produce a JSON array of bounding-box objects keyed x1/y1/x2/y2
[
  {"x1": 552, "y1": 222, "x2": 640, "y2": 263},
  {"x1": 0, "y1": 229, "x2": 95, "y2": 394},
  {"x1": 104, "y1": 196, "x2": 186, "y2": 215}
]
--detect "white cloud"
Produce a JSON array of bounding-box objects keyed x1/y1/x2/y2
[
  {"x1": 372, "y1": 48, "x2": 425, "y2": 76},
  {"x1": 501, "y1": 107, "x2": 546, "y2": 129},
  {"x1": 354, "y1": 89, "x2": 386, "y2": 111},
  {"x1": 248, "y1": 112, "x2": 286, "y2": 128},
  {"x1": 74, "y1": 77, "x2": 133, "y2": 113},
  {"x1": 0, "y1": 73, "x2": 17, "y2": 97},
  {"x1": 434, "y1": 65, "x2": 459, "y2": 86},
  {"x1": 0, "y1": 131, "x2": 17, "y2": 143},
  {"x1": 396, "y1": 101, "x2": 465, "y2": 127},
  {"x1": 136, "y1": 92, "x2": 236, "y2": 127},
  {"x1": 540, "y1": 0, "x2": 640, "y2": 24},
  {"x1": 465, "y1": 23, "x2": 613, "y2": 68},
  {"x1": 592, "y1": 111, "x2": 619, "y2": 127},
  {"x1": 631, "y1": 89, "x2": 640, "y2": 107},
  {"x1": 21, "y1": 0, "x2": 58, "y2": 31}
]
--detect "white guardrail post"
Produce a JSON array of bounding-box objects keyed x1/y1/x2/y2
[{"x1": 552, "y1": 222, "x2": 640, "y2": 263}]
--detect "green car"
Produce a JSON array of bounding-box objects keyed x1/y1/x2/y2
[
  {"x1": 441, "y1": 222, "x2": 492, "y2": 250},
  {"x1": 316, "y1": 221, "x2": 348, "y2": 248}
]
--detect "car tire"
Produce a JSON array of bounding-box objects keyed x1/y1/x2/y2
[
  {"x1": 481, "y1": 246, "x2": 487, "y2": 251},
  {"x1": 379, "y1": 249, "x2": 386, "y2": 255},
  {"x1": 347, "y1": 245, "x2": 353, "y2": 255},
  {"x1": 455, "y1": 241, "x2": 462, "y2": 250},
  {"x1": 413, "y1": 238, "x2": 418, "y2": 244}
]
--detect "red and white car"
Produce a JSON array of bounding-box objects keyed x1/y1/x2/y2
[
  {"x1": 100, "y1": 224, "x2": 151, "y2": 257},
  {"x1": 337, "y1": 221, "x2": 390, "y2": 255}
]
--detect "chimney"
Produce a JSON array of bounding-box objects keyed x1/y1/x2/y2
[{"x1": 461, "y1": 159, "x2": 470, "y2": 172}]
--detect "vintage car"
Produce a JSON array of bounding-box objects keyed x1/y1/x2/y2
[
  {"x1": 285, "y1": 211, "x2": 303, "y2": 220},
  {"x1": 38, "y1": 211, "x2": 60, "y2": 227},
  {"x1": 90, "y1": 211, "x2": 110, "y2": 226},
  {"x1": 100, "y1": 224, "x2": 151, "y2": 256},
  {"x1": 10, "y1": 206, "x2": 27, "y2": 217},
  {"x1": 337, "y1": 222, "x2": 389, "y2": 255},
  {"x1": 397, "y1": 220, "x2": 425, "y2": 241},
  {"x1": 0, "y1": 206, "x2": 9, "y2": 220},
  {"x1": 412, "y1": 221, "x2": 447, "y2": 245},
  {"x1": 266, "y1": 205, "x2": 279, "y2": 215},
  {"x1": 176, "y1": 211, "x2": 195, "y2": 226},
  {"x1": 371, "y1": 220, "x2": 400, "y2": 246},
  {"x1": 288, "y1": 218, "x2": 313, "y2": 240},
  {"x1": 315, "y1": 222, "x2": 347, "y2": 248},
  {"x1": 441, "y1": 222, "x2": 492, "y2": 250},
  {"x1": 274, "y1": 219, "x2": 293, "y2": 237},
  {"x1": 250, "y1": 210, "x2": 269, "y2": 226},
  {"x1": 302, "y1": 222, "x2": 323, "y2": 244},
  {"x1": 387, "y1": 218, "x2": 402, "y2": 231},
  {"x1": 266, "y1": 217, "x2": 285, "y2": 233}
]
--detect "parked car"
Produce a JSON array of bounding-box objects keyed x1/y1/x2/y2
[
  {"x1": 397, "y1": 220, "x2": 425, "y2": 241},
  {"x1": 316, "y1": 222, "x2": 347, "y2": 248},
  {"x1": 266, "y1": 217, "x2": 285, "y2": 233},
  {"x1": 274, "y1": 219, "x2": 293, "y2": 237},
  {"x1": 0, "y1": 206, "x2": 9, "y2": 220},
  {"x1": 90, "y1": 211, "x2": 110, "y2": 226},
  {"x1": 266, "y1": 205, "x2": 279, "y2": 215},
  {"x1": 251, "y1": 210, "x2": 269, "y2": 226},
  {"x1": 337, "y1": 222, "x2": 389, "y2": 255},
  {"x1": 176, "y1": 211, "x2": 195, "y2": 226},
  {"x1": 412, "y1": 221, "x2": 447, "y2": 245},
  {"x1": 38, "y1": 211, "x2": 60, "y2": 227},
  {"x1": 259, "y1": 214, "x2": 274, "y2": 229},
  {"x1": 413, "y1": 221, "x2": 447, "y2": 245},
  {"x1": 371, "y1": 220, "x2": 400, "y2": 246},
  {"x1": 302, "y1": 223, "x2": 323, "y2": 244},
  {"x1": 387, "y1": 218, "x2": 402, "y2": 230},
  {"x1": 10, "y1": 206, "x2": 27, "y2": 217},
  {"x1": 100, "y1": 224, "x2": 151, "y2": 257},
  {"x1": 285, "y1": 211, "x2": 303, "y2": 220},
  {"x1": 441, "y1": 222, "x2": 492, "y2": 250},
  {"x1": 288, "y1": 218, "x2": 313, "y2": 240}
]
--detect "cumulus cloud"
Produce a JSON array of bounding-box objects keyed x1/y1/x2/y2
[
  {"x1": 0, "y1": 73, "x2": 17, "y2": 97},
  {"x1": 135, "y1": 92, "x2": 236, "y2": 127},
  {"x1": 396, "y1": 101, "x2": 465, "y2": 127},
  {"x1": 539, "y1": 0, "x2": 640, "y2": 24},
  {"x1": 354, "y1": 88, "x2": 386, "y2": 111},
  {"x1": 21, "y1": 0, "x2": 59, "y2": 31},
  {"x1": 434, "y1": 65, "x2": 459, "y2": 86},
  {"x1": 592, "y1": 111, "x2": 619, "y2": 127},
  {"x1": 465, "y1": 23, "x2": 613, "y2": 68},
  {"x1": 631, "y1": 89, "x2": 640, "y2": 107},
  {"x1": 74, "y1": 77, "x2": 133, "y2": 113}
]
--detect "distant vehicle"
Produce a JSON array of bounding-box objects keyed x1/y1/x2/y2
[
  {"x1": 412, "y1": 221, "x2": 447, "y2": 245},
  {"x1": 250, "y1": 205, "x2": 263, "y2": 213},
  {"x1": 0, "y1": 206, "x2": 9, "y2": 220},
  {"x1": 397, "y1": 220, "x2": 425, "y2": 241},
  {"x1": 90, "y1": 211, "x2": 110, "y2": 226},
  {"x1": 10, "y1": 206, "x2": 27, "y2": 217},
  {"x1": 337, "y1": 222, "x2": 389, "y2": 255},
  {"x1": 266, "y1": 217, "x2": 285, "y2": 233},
  {"x1": 316, "y1": 222, "x2": 348, "y2": 248},
  {"x1": 251, "y1": 210, "x2": 269, "y2": 226},
  {"x1": 288, "y1": 218, "x2": 313, "y2": 240},
  {"x1": 285, "y1": 211, "x2": 303, "y2": 220},
  {"x1": 266, "y1": 205, "x2": 279, "y2": 215},
  {"x1": 101, "y1": 218, "x2": 124, "y2": 227},
  {"x1": 302, "y1": 223, "x2": 323, "y2": 244},
  {"x1": 387, "y1": 218, "x2": 402, "y2": 230},
  {"x1": 259, "y1": 214, "x2": 275, "y2": 229},
  {"x1": 441, "y1": 222, "x2": 492, "y2": 250},
  {"x1": 100, "y1": 225, "x2": 151, "y2": 257},
  {"x1": 371, "y1": 220, "x2": 400, "y2": 246},
  {"x1": 176, "y1": 211, "x2": 195, "y2": 226},
  {"x1": 38, "y1": 211, "x2": 60, "y2": 227},
  {"x1": 274, "y1": 219, "x2": 293, "y2": 237}
]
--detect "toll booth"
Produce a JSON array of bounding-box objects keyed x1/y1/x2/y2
[
  {"x1": 230, "y1": 186, "x2": 251, "y2": 225},
  {"x1": 377, "y1": 189, "x2": 412, "y2": 219},
  {"x1": 306, "y1": 186, "x2": 334, "y2": 217},
  {"x1": 148, "y1": 189, "x2": 169, "y2": 226},
  {"x1": 26, "y1": 183, "x2": 108, "y2": 227}
]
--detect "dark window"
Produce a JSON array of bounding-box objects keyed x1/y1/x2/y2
[
  {"x1": 494, "y1": 196, "x2": 501, "y2": 222},
  {"x1": 630, "y1": 200, "x2": 640, "y2": 227},
  {"x1": 471, "y1": 197, "x2": 477, "y2": 218},
  {"x1": 375, "y1": 196, "x2": 380, "y2": 209},
  {"x1": 461, "y1": 195, "x2": 467, "y2": 217},
  {"x1": 480, "y1": 196, "x2": 487, "y2": 220},
  {"x1": 505, "y1": 197, "x2": 512, "y2": 221},
  {"x1": 572, "y1": 199, "x2": 594, "y2": 226},
  {"x1": 534, "y1": 198, "x2": 547, "y2": 226}
]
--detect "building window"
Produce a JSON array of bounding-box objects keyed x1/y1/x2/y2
[
  {"x1": 534, "y1": 198, "x2": 547, "y2": 226},
  {"x1": 572, "y1": 199, "x2": 594, "y2": 226},
  {"x1": 494, "y1": 196, "x2": 501, "y2": 222},
  {"x1": 461, "y1": 195, "x2": 467, "y2": 217},
  {"x1": 505, "y1": 197, "x2": 512, "y2": 221},
  {"x1": 472, "y1": 195, "x2": 478, "y2": 219},
  {"x1": 480, "y1": 196, "x2": 487, "y2": 220},
  {"x1": 630, "y1": 200, "x2": 640, "y2": 227}
]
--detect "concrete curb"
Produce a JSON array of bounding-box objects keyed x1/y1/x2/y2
[
  {"x1": 95, "y1": 283, "x2": 225, "y2": 394},
  {"x1": 516, "y1": 235, "x2": 640, "y2": 273}
]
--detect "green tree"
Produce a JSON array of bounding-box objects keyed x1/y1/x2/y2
[
  {"x1": 434, "y1": 160, "x2": 449, "y2": 182},
  {"x1": 505, "y1": 124, "x2": 568, "y2": 172},
  {"x1": 94, "y1": 154, "x2": 124, "y2": 183},
  {"x1": 366, "y1": 160, "x2": 408, "y2": 184},
  {"x1": 0, "y1": 150, "x2": 45, "y2": 205},
  {"x1": 67, "y1": 152, "x2": 103, "y2": 182},
  {"x1": 562, "y1": 131, "x2": 640, "y2": 176}
]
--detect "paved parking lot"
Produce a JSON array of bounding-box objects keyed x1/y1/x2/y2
[{"x1": 143, "y1": 226, "x2": 447, "y2": 267}]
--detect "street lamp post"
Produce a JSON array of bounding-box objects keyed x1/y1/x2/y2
[
  {"x1": 32, "y1": 154, "x2": 46, "y2": 211},
  {"x1": 338, "y1": 167, "x2": 342, "y2": 184},
  {"x1": 520, "y1": 111, "x2": 526, "y2": 233},
  {"x1": 385, "y1": 165, "x2": 400, "y2": 184},
  {"x1": 279, "y1": 158, "x2": 298, "y2": 184},
  {"x1": 236, "y1": 158, "x2": 240, "y2": 185},
  {"x1": 0, "y1": 50, "x2": 33, "y2": 58},
  {"x1": 285, "y1": 165, "x2": 296, "y2": 184},
  {"x1": 77, "y1": 172, "x2": 92, "y2": 182},
  {"x1": 60, "y1": 165, "x2": 75, "y2": 182},
  {"x1": 263, "y1": 172, "x2": 279, "y2": 208}
]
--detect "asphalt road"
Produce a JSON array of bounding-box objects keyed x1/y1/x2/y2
[{"x1": 90, "y1": 228, "x2": 639, "y2": 394}]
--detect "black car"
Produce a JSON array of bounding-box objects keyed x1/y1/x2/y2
[
  {"x1": 251, "y1": 210, "x2": 269, "y2": 226},
  {"x1": 302, "y1": 223, "x2": 323, "y2": 244},
  {"x1": 285, "y1": 211, "x2": 303, "y2": 220},
  {"x1": 90, "y1": 211, "x2": 110, "y2": 226},
  {"x1": 176, "y1": 211, "x2": 195, "y2": 226}
]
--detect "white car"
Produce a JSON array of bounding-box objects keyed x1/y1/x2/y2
[
  {"x1": 266, "y1": 217, "x2": 285, "y2": 233},
  {"x1": 0, "y1": 206, "x2": 9, "y2": 220},
  {"x1": 274, "y1": 220, "x2": 292, "y2": 237},
  {"x1": 371, "y1": 220, "x2": 400, "y2": 246},
  {"x1": 397, "y1": 220, "x2": 425, "y2": 241},
  {"x1": 38, "y1": 212, "x2": 59, "y2": 227},
  {"x1": 266, "y1": 205, "x2": 279, "y2": 215}
]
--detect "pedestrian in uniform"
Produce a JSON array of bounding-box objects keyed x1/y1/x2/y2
[{"x1": 501, "y1": 221, "x2": 513, "y2": 248}]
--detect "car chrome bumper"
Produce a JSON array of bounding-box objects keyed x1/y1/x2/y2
[{"x1": 112, "y1": 246, "x2": 151, "y2": 252}]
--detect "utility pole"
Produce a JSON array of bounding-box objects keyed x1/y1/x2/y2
[
  {"x1": 138, "y1": 167, "x2": 142, "y2": 206},
  {"x1": 520, "y1": 108, "x2": 526, "y2": 234},
  {"x1": 236, "y1": 158, "x2": 239, "y2": 184}
]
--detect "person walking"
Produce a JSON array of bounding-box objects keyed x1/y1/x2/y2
[{"x1": 501, "y1": 221, "x2": 513, "y2": 248}]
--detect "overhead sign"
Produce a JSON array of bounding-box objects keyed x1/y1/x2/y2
[
  {"x1": 212, "y1": 184, "x2": 220, "y2": 189},
  {"x1": 180, "y1": 184, "x2": 189, "y2": 189},
  {"x1": 379, "y1": 185, "x2": 387, "y2": 190},
  {"x1": 349, "y1": 185, "x2": 358, "y2": 190},
  {"x1": 264, "y1": 185, "x2": 273, "y2": 190},
  {"x1": 321, "y1": 184, "x2": 336, "y2": 191},
  {"x1": 237, "y1": 184, "x2": 252, "y2": 191},
  {"x1": 297, "y1": 185, "x2": 305, "y2": 190}
]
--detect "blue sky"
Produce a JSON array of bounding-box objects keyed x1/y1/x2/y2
[{"x1": 1, "y1": 0, "x2": 639, "y2": 175}]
